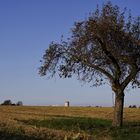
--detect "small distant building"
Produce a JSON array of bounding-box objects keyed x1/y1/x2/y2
[{"x1": 64, "y1": 101, "x2": 70, "y2": 107}]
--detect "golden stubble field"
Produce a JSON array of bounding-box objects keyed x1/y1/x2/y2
[{"x1": 0, "y1": 106, "x2": 140, "y2": 140}]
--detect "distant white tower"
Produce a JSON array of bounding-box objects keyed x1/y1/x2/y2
[{"x1": 65, "y1": 101, "x2": 70, "y2": 107}]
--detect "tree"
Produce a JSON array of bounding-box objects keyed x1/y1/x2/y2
[
  {"x1": 16, "y1": 101, "x2": 23, "y2": 106},
  {"x1": 1, "y1": 100, "x2": 12, "y2": 105},
  {"x1": 39, "y1": 2, "x2": 140, "y2": 127}
]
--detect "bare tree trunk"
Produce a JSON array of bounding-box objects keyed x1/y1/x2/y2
[{"x1": 112, "y1": 90, "x2": 124, "y2": 127}]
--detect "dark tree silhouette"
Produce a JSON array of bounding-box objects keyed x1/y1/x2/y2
[
  {"x1": 1, "y1": 100, "x2": 12, "y2": 105},
  {"x1": 16, "y1": 101, "x2": 23, "y2": 106},
  {"x1": 39, "y1": 2, "x2": 140, "y2": 127}
]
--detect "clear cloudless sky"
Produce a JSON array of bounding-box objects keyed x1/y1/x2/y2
[{"x1": 0, "y1": 0, "x2": 140, "y2": 106}]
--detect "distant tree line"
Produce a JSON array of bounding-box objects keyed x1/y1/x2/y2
[
  {"x1": 1, "y1": 100, "x2": 23, "y2": 106},
  {"x1": 128, "y1": 105, "x2": 140, "y2": 108}
]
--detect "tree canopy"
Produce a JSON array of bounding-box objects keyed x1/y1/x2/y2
[{"x1": 40, "y1": 2, "x2": 140, "y2": 89}]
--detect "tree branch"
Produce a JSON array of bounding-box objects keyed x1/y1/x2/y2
[
  {"x1": 121, "y1": 66, "x2": 138, "y2": 90},
  {"x1": 97, "y1": 37, "x2": 121, "y2": 80},
  {"x1": 87, "y1": 63, "x2": 114, "y2": 81},
  {"x1": 69, "y1": 50, "x2": 114, "y2": 81}
]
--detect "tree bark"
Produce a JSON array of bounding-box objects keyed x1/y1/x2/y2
[{"x1": 112, "y1": 90, "x2": 124, "y2": 127}]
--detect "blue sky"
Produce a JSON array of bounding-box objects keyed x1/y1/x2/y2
[{"x1": 0, "y1": 0, "x2": 140, "y2": 106}]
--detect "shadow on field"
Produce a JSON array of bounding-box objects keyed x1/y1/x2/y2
[
  {"x1": 0, "y1": 132, "x2": 35, "y2": 140},
  {"x1": 20, "y1": 116, "x2": 111, "y2": 132},
  {"x1": 109, "y1": 121, "x2": 140, "y2": 140},
  {"x1": 19, "y1": 116, "x2": 140, "y2": 140}
]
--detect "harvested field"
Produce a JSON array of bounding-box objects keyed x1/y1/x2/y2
[{"x1": 0, "y1": 106, "x2": 140, "y2": 140}]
